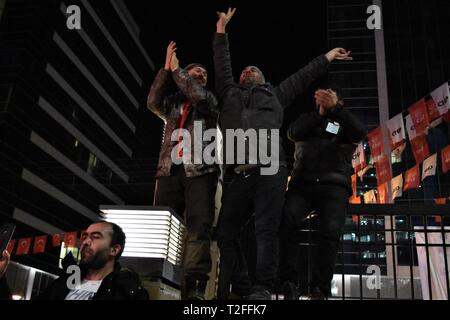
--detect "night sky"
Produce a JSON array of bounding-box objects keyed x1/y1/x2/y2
[{"x1": 127, "y1": 1, "x2": 329, "y2": 160}]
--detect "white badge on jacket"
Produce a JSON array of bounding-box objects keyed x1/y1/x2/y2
[{"x1": 326, "y1": 121, "x2": 341, "y2": 135}]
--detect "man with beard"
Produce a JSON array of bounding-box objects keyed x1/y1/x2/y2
[
  {"x1": 213, "y1": 8, "x2": 353, "y2": 300},
  {"x1": 147, "y1": 41, "x2": 219, "y2": 300},
  {"x1": 0, "y1": 222, "x2": 148, "y2": 300}
]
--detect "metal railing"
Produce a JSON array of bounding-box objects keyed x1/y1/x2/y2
[{"x1": 283, "y1": 204, "x2": 450, "y2": 300}]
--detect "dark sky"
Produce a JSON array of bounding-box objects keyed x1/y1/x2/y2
[{"x1": 127, "y1": 0, "x2": 328, "y2": 159}]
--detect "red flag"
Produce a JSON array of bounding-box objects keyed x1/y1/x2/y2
[
  {"x1": 375, "y1": 156, "x2": 392, "y2": 186},
  {"x1": 442, "y1": 145, "x2": 450, "y2": 173},
  {"x1": 443, "y1": 111, "x2": 450, "y2": 123},
  {"x1": 349, "y1": 195, "x2": 361, "y2": 204},
  {"x1": 64, "y1": 232, "x2": 77, "y2": 248},
  {"x1": 426, "y1": 98, "x2": 440, "y2": 121},
  {"x1": 351, "y1": 174, "x2": 357, "y2": 196},
  {"x1": 433, "y1": 198, "x2": 445, "y2": 224},
  {"x1": 377, "y1": 183, "x2": 389, "y2": 204},
  {"x1": 404, "y1": 165, "x2": 420, "y2": 191},
  {"x1": 410, "y1": 134, "x2": 430, "y2": 164},
  {"x1": 52, "y1": 234, "x2": 62, "y2": 247},
  {"x1": 6, "y1": 239, "x2": 16, "y2": 255},
  {"x1": 16, "y1": 238, "x2": 32, "y2": 256},
  {"x1": 367, "y1": 127, "x2": 385, "y2": 163},
  {"x1": 408, "y1": 99, "x2": 430, "y2": 135},
  {"x1": 33, "y1": 235, "x2": 47, "y2": 254}
]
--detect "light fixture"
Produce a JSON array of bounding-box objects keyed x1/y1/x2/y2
[{"x1": 100, "y1": 206, "x2": 185, "y2": 266}]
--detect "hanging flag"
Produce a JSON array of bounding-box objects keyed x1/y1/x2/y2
[
  {"x1": 377, "y1": 183, "x2": 389, "y2": 204},
  {"x1": 352, "y1": 143, "x2": 366, "y2": 172},
  {"x1": 357, "y1": 164, "x2": 373, "y2": 182},
  {"x1": 6, "y1": 239, "x2": 16, "y2": 255},
  {"x1": 405, "y1": 114, "x2": 417, "y2": 141},
  {"x1": 443, "y1": 111, "x2": 450, "y2": 123},
  {"x1": 351, "y1": 174, "x2": 357, "y2": 196},
  {"x1": 422, "y1": 153, "x2": 437, "y2": 181},
  {"x1": 391, "y1": 143, "x2": 406, "y2": 164},
  {"x1": 52, "y1": 234, "x2": 62, "y2": 247},
  {"x1": 408, "y1": 99, "x2": 430, "y2": 135},
  {"x1": 64, "y1": 232, "x2": 78, "y2": 248},
  {"x1": 404, "y1": 165, "x2": 420, "y2": 191},
  {"x1": 33, "y1": 235, "x2": 47, "y2": 254},
  {"x1": 16, "y1": 238, "x2": 32, "y2": 256},
  {"x1": 375, "y1": 155, "x2": 392, "y2": 186},
  {"x1": 391, "y1": 174, "x2": 404, "y2": 200},
  {"x1": 367, "y1": 127, "x2": 385, "y2": 163},
  {"x1": 430, "y1": 82, "x2": 450, "y2": 116},
  {"x1": 441, "y1": 145, "x2": 450, "y2": 173},
  {"x1": 410, "y1": 134, "x2": 430, "y2": 164},
  {"x1": 364, "y1": 190, "x2": 377, "y2": 204},
  {"x1": 426, "y1": 98, "x2": 441, "y2": 121},
  {"x1": 349, "y1": 195, "x2": 361, "y2": 204},
  {"x1": 386, "y1": 113, "x2": 406, "y2": 151},
  {"x1": 434, "y1": 197, "x2": 446, "y2": 223}
]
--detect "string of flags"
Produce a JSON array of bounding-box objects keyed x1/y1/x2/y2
[
  {"x1": 5, "y1": 231, "x2": 83, "y2": 256},
  {"x1": 349, "y1": 81, "x2": 450, "y2": 210}
]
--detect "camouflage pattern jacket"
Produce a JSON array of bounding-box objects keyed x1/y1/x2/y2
[{"x1": 147, "y1": 68, "x2": 219, "y2": 178}]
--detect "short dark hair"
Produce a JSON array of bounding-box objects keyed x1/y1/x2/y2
[
  {"x1": 185, "y1": 63, "x2": 207, "y2": 73},
  {"x1": 94, "y1": 221, "x2": 126, "y2": 259}
]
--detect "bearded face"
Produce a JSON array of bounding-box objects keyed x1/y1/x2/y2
[
  {"x1": 239, "y1": 66, "x2": 265, "y2": 88},
  {"x1": 187, "y1": 66, "x2": 208, "y2": 87},
  {"x1": 79, "y1": 223, "x2": 118, "y2": 270}
]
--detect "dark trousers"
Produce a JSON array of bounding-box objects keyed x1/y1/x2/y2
[
  {"x1": 279, "y1": 182, "x2": 349, "y2": 295},
  {"x1": 216, "y1": 166, "x2": 288, "y2": 298},
  {"x1": 154, "y1": 165, "x2": 217, "y2": 281}
]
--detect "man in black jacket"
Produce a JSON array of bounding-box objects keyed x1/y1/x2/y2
[
  {"x1": 279, "y1": 85, "x2": 366, "y2": 300},
  {"x1": 0, "y1": 222, "x2": 148, "y2": 300},
  {"x1": 147, "y1": 41, "x2": 219, "y2": 300},
  {"x1": 214, "y1": 8, "x2": 354, "y2": 300}
]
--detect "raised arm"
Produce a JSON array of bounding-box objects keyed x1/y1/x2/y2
[
  {"x1": 315, "y1": 89, "x2": 366, "y2": 143},
  {"x1": 275, "y1": 48, "x2": 353, "y2": 108},
  {"x1": 147, "y1": 42, "x2": 176, "y2": 121},
  {"x1": 213, "y1": 8, "x2": 236, "y2": 97}
]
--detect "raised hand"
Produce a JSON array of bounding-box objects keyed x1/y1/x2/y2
[
  {"x1": 164, "y1": 41, "x2": 177, "y2": 71},
  {"x1": 0, "y1": 250, "x2": 10, "y2": 279},
  {"x1": 216, "y1": 8, "x2": 236, "y2": 34},
  {"x1": 325, "y1": 48, "x2": 353, "y2": 62},
  {"x1": 170, "y1": 51, "x2": 180, "y2": 72},
  {"x1": 315, "y1": 89, "x2": 339, "y2": 111}
]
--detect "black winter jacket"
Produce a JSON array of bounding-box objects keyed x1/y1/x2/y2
[
  {"x1": 288, "y1": 107, "x2": 366, "y2": 193},
  {"x1": 213, "y1": 33, "x2": 330, "y2": 170},
  {"x1": 0, "y1": 254, "x2": 149, "y2": 300}
]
